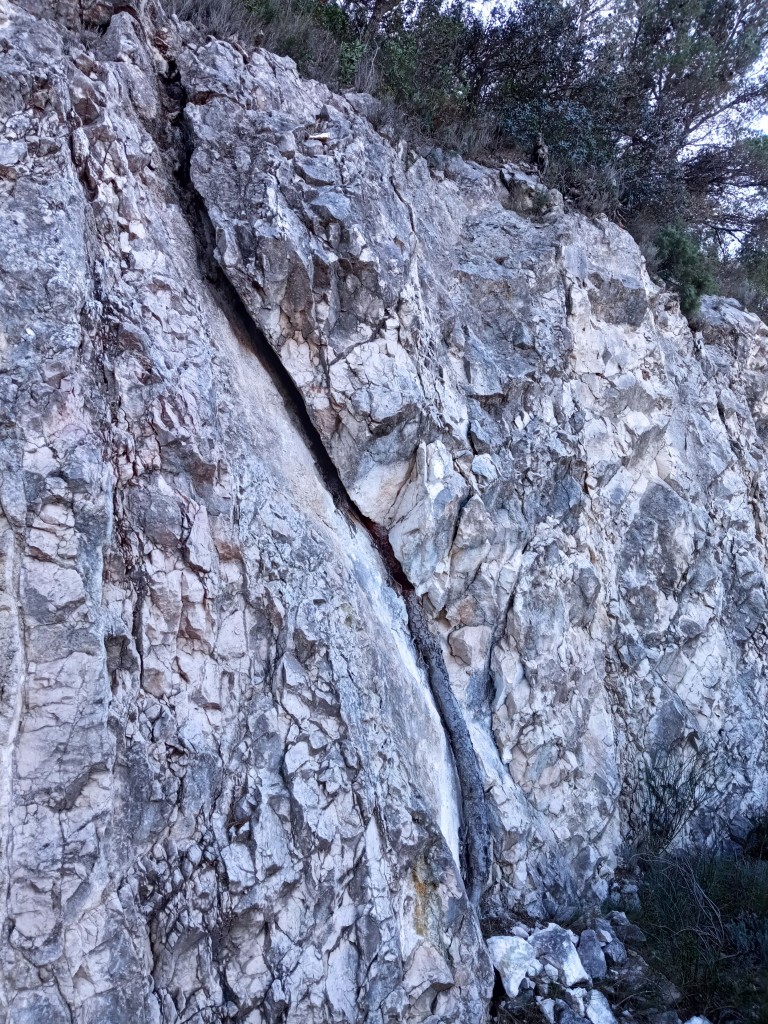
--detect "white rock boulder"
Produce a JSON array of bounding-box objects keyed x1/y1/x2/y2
[
  {"x1": 529, "y1": 924, "x2": 590, "y2": 988},
  {"x1": 487, "y1": 935, "x2": 542, "y2": 998}
]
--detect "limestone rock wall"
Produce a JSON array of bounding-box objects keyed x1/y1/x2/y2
[
  {"x1": 0, "y1": 3, "x2": 488, "y2": 1021},
  {"x1": 0, "y1": 0, "x2": 767, "y2": 1020},
  {"x1": 180, "y1": 30, "x2": 768, "y2": 912}
]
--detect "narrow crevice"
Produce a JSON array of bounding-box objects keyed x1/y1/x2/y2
[
  {"x1": 156, "y1": 56, "x2": 491, "y2": 909},
  {"x1": 405, "y1": 583, "x2": 492, "y2": 907},
  {"x1": 130, "y1": 559, "x2": 147, "y2": 690}
]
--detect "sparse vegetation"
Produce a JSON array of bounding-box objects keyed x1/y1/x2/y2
[
  {"x1": 625, "y1": 742, "x2": 723, "y2": 859},
  {"x1": 621, "y1": 744, "x2": 768, "y2": 1022},
  {"x1": 633, "y1": 851, "x2": 768, "y2": 1022}
]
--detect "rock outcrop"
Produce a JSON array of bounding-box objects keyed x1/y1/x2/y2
[{"x1": 1, "y1": 0, "x2": 767, "y2": 1020}]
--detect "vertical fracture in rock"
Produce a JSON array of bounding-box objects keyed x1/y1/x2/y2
[{"x1": 157, "y1": 63, "x2": 492, "y2": 910}]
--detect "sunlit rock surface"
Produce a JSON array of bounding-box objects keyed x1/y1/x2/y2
[{"x1": 1, "y1": 0, "x2": 767, "y2": 1019}]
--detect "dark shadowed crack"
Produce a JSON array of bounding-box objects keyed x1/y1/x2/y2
[
  {"x1": 137, "y1": 43, "x2": 493, "y2": 911},
  {"x1": 404, "y1": 582, "x2": 492, "y2": 907}
]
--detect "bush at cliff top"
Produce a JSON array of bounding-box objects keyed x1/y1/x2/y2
[{"x1": 652, "y1": 227, "x2": 716, "y2": 319}]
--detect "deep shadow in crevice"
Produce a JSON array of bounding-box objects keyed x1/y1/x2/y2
[{"x1": 156, "y1": 52, "x2": 492, "y2": 910}]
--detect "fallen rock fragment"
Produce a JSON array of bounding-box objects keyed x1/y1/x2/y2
[
  {"x1": 608, "y1": 910, "x2": 647, "y2": 945},
  {"x1": 487, "y1": 935, "x2": 542, "y2": 998},
  {"x1": 578, "y1": 928, "x2": 608, "y2": 980},
  {"x1": 604, "y1": 936, "x2": 628, "y2": 966},
  {"x1": 529, "y1": 923, "x2": 590, "y2": 988},
  {"x1": 586, "y1": 990, "x2": 618, "y2": 1024}
]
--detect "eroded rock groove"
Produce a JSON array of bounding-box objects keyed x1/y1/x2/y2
[{"x1": 157, "y1": 49, "x2": 491, "y2": 909}]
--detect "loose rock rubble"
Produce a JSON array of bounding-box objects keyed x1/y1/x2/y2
[
  {"x1": 489, "y1": 913, "x2": 708, "y2": 1024},
  {"x1": 0, "y1": 0, "x2": 767, "y2": 1020},
  {"x1": 486, "y1": 935, "x2": 542, "y2": 998}
]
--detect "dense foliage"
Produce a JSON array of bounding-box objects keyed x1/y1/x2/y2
[{"x1": 172, "y1": 0, "x2": 768, "y2": 318}]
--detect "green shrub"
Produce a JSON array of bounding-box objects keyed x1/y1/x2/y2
[
  {"x1": 378, "y1": 1, "x2": 477, "y2": 135},
  {"x1": 653, "y1": 227, "x2": 716, "y2": 319},
  {"x1": 335, "y1": 38, "x2": 363, "y2": 88}
]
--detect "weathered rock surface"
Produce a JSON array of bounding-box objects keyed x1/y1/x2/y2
[
  {"x1": 529, "y1": 925, "x2": 589, "y2": 988},
  {"x1": 0, "y1": 3, "x2": 488, "y2": 1020},
  {"x1": 1, "y1": 0, "x2": 768, "y2": 1020},
  {"x1": 179, "y1": 20, "x2": 768, "y2": 918},
  {"x1": 487, "y1": 935, "x2": 540, "y2": 998}
]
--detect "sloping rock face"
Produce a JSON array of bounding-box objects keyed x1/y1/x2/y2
[
  {"x1": 0, "y1": 0, "x2": 767, "y2": 1020},
  {"x1": 181, "y1": 38, "x2": 768, "y2": 908},
  {"x1": 0, "y1": 3, "x2": 487, "y2": 1021}
]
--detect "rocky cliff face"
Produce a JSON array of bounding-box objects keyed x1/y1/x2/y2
[{"x1": 1, "y1": 0, "x2": 767, "y2": 1020}]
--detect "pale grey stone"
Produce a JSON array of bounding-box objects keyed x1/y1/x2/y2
[
  {"x1": 487, "y1": 935, "x2": 541, "y2": 998},
  {"x1": 595, "y1": 921, "x2": 615, "y2": 944},
  {"x1": 538, "y1": 997, "x2": 557, "y2": 1023},
  {"x1": 529, "y1": 924, "x2": 589, "y2": 987},
  {"x1": 563, "y1": 987, "x2": 589, "y2": 1015},
  {"x1": 587, "y1": 990, "x2": 618, "y2": 1024},
  {"x1": 0, "y1": 140, "x2": 27, "y2": 168}
]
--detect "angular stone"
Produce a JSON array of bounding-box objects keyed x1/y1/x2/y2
[
  {"x1": 538, "y1": 997, "x2": 557, "y2": 1023},
  {"x1": 500, "y1": 165, "x2": 562, "y2": 214},
  {"x1": 529, "y1": 924, "x2": 589, "y2": 988},
  {"x1": 594, "y1": 919, "x2": 615, "y2": 944},
  {"x1": 186, "y1": 3, "x2": 768, "y2": 924},
  {"x1": 487, "y1": 935, "x2": 542, "y2": 998},
  {"x1": 563, "y1": 987, "x2": 589, "y2": 1015},
  {"x1": 608, "y1": 911, "x2": 647, "y2": 945},
  {"x1": 586, "y1": 990, "x2": 618, "y2": 1024},
  {"x1": 604, "y1": 938, "x2": 628, "y2": 966},
  {"x1": 578, "y1": 929, "x2": 608, "y2": 980}
]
